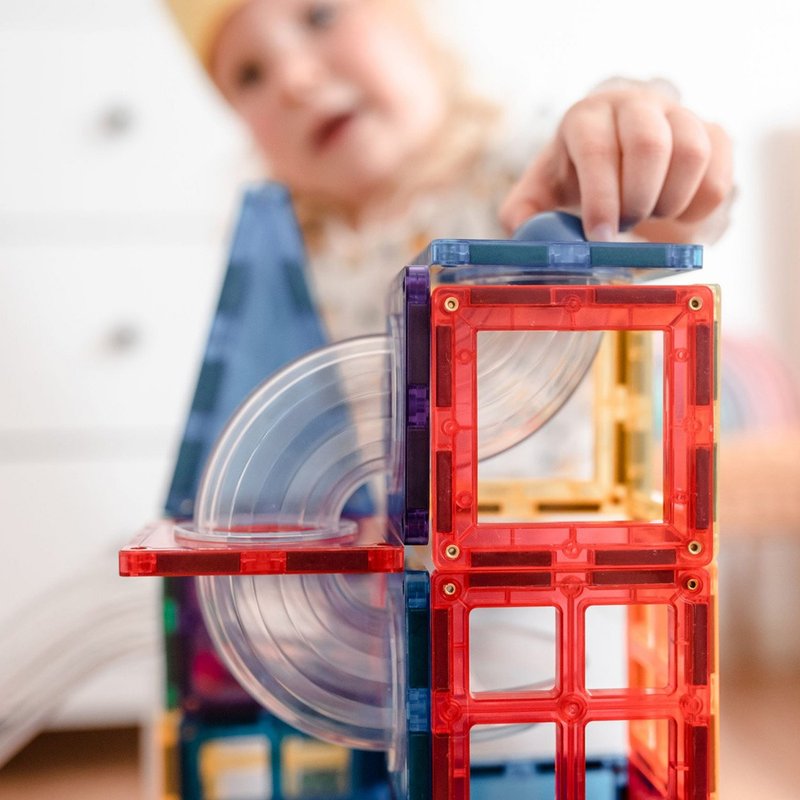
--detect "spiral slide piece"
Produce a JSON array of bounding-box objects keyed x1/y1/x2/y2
[
  {"x1": 189, "y1": 334, "x2": 404, "y2": 751},
  {"x1": 188, "y1": 335, "x2": 395, "y2": 541},
  {"x1": 476, "y1": 329, "x2": 601, "y2": 459},
  {"x1": 190, "y1": 326, "x2": 597, "y2": 753},
  {"x1": 198, "y1": 571, "x2": 404, "y2": 750}
]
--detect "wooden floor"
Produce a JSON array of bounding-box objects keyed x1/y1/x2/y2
[
  {"x1": 0, "y1": 727, "x2": 141, "y2": 800},
  {"x1": 0, "y1": 674, "x2": 797, "y2": 799}
]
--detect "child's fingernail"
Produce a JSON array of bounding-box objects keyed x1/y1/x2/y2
[{"x1": 588, "y1": 223, "x2": 614, "y2": 242}]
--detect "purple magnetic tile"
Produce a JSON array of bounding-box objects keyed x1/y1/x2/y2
[
  {"x1": 407, "y1": 385, "x2": 429, "y2": 427},
  {"x1": 405, "y1": 509, "x2": 429, "y2": 546},
  {"x1": 403, "y1": 267, "x2": 431, "y2": 545},
  {"x1": 405, "y1": 266, "x2": 429, "y2": 303}
]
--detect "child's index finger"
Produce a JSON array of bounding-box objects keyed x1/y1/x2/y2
[{"x1": 561, "y1": 102, "x2": 621, "y2": 241}]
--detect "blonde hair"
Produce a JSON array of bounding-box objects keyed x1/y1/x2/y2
[{"x1": 163, "y1": 0, "x2": 250, "y2": 69}]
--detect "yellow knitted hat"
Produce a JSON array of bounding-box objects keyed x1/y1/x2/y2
[{"x1": 164, "y1": 0, "x2": 250, "y2": 70}]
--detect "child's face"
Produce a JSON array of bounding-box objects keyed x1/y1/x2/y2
[{"x1": 211, "y1": 0, "x2": 446, "y2": 208}]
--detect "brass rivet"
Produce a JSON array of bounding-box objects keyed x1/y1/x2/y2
[
  {"x1": 443, "y1": 582, "x2": 457, "y2": 597},
  {"x1": 689, "y1": 296, "x2": 703, "y2": 311},
  {"x1": 688, "y1": 541, "x2": 703, "y2": 556},
  {"x1": 445, "y1": 544, "x2": 461, "y2": 560},
  {"x1": 686, "y1": 577, "x2": 701, "y2": 592},
  {"x1": 443, "y1": 296, "x2": 460, "y2": 312}
]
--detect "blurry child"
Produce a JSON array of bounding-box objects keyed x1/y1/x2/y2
[{"x1": 165, "y1": 0, "x2": 733, "y2": 341}]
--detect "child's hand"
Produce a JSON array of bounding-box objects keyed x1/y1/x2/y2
[{"x1": 499, "y1": 84, "x2": 733, "y2": 243}]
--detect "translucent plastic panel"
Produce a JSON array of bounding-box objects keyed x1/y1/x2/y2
[
  {"x1": 198, "y1": 572, "x2": 405, "y2": 752},
  {"x1": 477, "y1": 329, "x2": 601, "y2": 460},
  {"x1": 421, "y1": 235, "x2": 702, "y2": 281},
  {"x1": 187, "y1": 335, "x2": 394, "y2": 543},
  {"x1": 478, "y1": 366, "x2": 595, "y2": 496}
]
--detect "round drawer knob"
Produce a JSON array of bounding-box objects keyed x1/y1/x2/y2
[
  {"x1": 105, "y1": 323, "x2": 141, "y2": 353},
  {"x1": 97, "y1": 105, "x2": 135, "y2": 138}
]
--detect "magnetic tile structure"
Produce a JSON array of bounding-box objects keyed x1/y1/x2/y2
[
  {"x1": 416, "y1": 276, "x2": 718, "y2": 800},
  {"x1": 138, "y1": 185, "x2": 391, "y2": 800},
  {"x1": 121, "y1": 190, "x2": 718, "y2": 800}
]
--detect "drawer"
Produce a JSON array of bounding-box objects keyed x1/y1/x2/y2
[
  {"x1": 0, "y1": 25, "x2": 248, "y2": 225},
  {"x1": 0, "y1": 455, "x2": 168, "y2": 729},
  {"x1": 0, "y1": 243, "x2": 222, "y2": 434},
  {"x1": 0, "y1": 456, "x2": 171, "y2": 602}
]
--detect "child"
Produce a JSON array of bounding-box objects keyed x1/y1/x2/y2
[{"x1": 165, "y1": 0, "x2": 733, "y2": 341}]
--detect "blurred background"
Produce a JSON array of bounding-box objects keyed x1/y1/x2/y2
[{"x1": 0, "y1": 0, "x2": 798, "y2": 797}]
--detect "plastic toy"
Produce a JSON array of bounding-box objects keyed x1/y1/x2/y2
[
  {"x1": 121, "y1": 184, "x2": 718, "y2": 799},
  {"x1": 148, "y1": 185, "x2": 389, "y2": 800}
]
